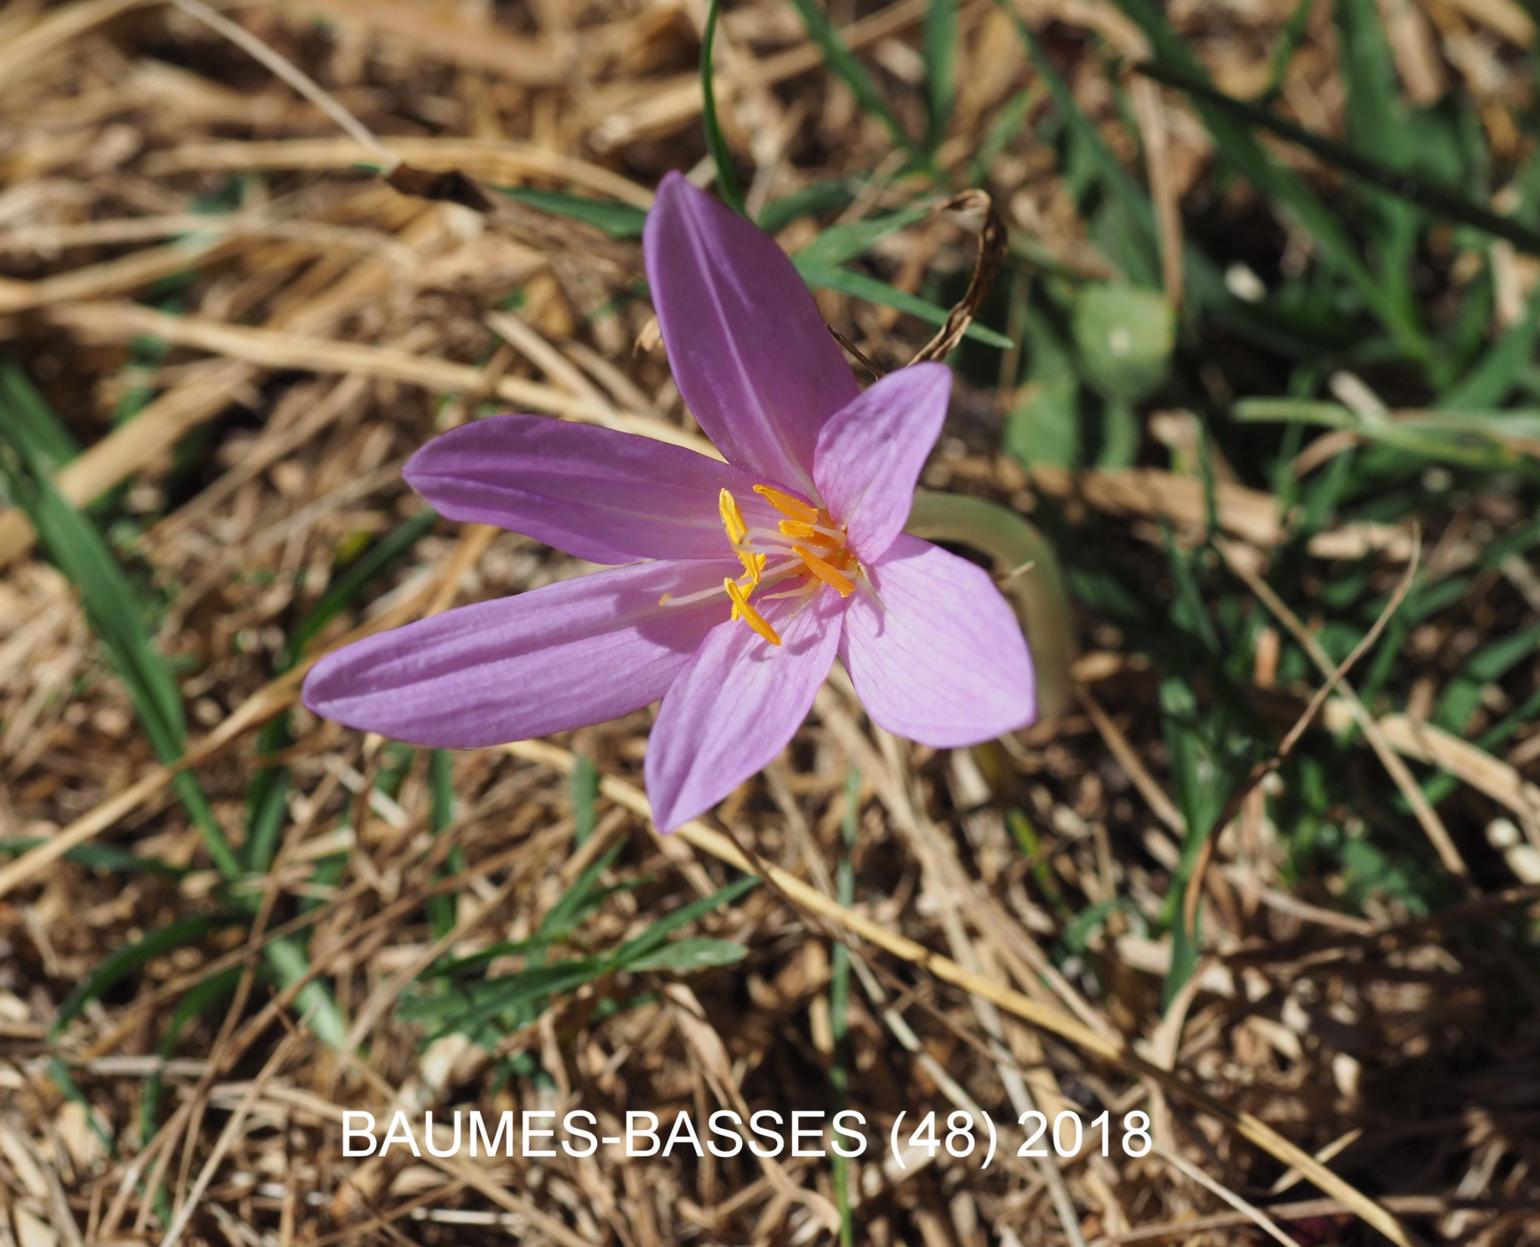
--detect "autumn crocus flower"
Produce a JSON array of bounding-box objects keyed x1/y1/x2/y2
[{"x1": 303, "y1": 173, "x2": 1035, "y2": 831}]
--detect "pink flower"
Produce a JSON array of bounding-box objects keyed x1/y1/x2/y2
[{"x1": 303, "y1": 173, "x2": 1035, "y2": 831}]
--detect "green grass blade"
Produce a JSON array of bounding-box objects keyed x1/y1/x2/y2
[
  {"x1": 990, "y1": 0, "x2": 1160, "y2": 288},
  {"x1": 262, "y1": 934, "x2": 349, "y2": 1049},
  {"x1": 794, "y1": 202, "x2": 934, "y2": 269},
  {"x1": 1260, "y1": 0, "x2": 1318, "y2": 103},
  {"x1": 702, "y1": 0, "x2": 746, "y2": 214},
  {"x1": 1135, "y1": 58, "x2": 1540, "y2": 258},
  {"x1": 625, "y1": 938, "x2": 747, "y2": 972},
  {"x1": 541, "y1": 841, "x2": 628, "y2": 944},
  {"x1": 787, "y1": 0, "x2": 915, "y2": 153},
  {"x1": 0, "y1": 364, "x2": 350, "y2": 1051},
  {"x1": 494, "y1": 186, "x2": 646, "y2": 238},
  {"x1": 1234, "y1": 397, "x2": 1540, "y2": 472},
  {"x1": 51, "y1": 914, "x2": 242, "y2": 1036},
  {"x1": 797, "y1": 262, "x2": 1014, "y2": 349},
  {"x1": 428, "y1": 749, "x2": 462, "y2": 940},
  {"x1": 1335, "y1": 0, "x2": 1418, "y2": 315},
  {"x1": 922, "y1": 0, "x2": 958, "y2": 151},
  {"x1": 757, "y1": 178, "x2": 857, "y2": 233},
  {"x1": 0, "y1": 363, "x2": 242, "y2": 879},
  {"x1": 0, "y1": 838, "x2": 185, "y2": 877},
  {"x1": 572, "y1": 754, "x2": 600, "y2": 847},
  {"x1": 830, "y1": 769, "x2": 860, "y2": 1246},
  {"x1": 1115, "y1": 1, "x2": 1431, "y2": 357},
  {"x1": 609, "y1": 874, "x2": 760, "y2": 968},
  {"x1": 284, "y1": 508, "x2": 439, "y2": 668},
  {"x1": 1439, "y1": 284, "x2": 1540, "y2": 409},
  {"x1": 0, "y1": 365, "x2": 78, "y2": 472}
]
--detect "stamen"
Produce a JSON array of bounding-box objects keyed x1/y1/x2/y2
[
  {"x1": 854, "y1": 572, "x2": 886, "y2": 615},
  {"x1": 755, "y1": 557, "x2": 807, "y2": 583},
  {"x1": 719, "y1": 488, "x2": 769, "y2": 588},
  {"x1": 753, "y1": 484, "x2": 819, "y2": 524},
  {"x1": 756, "y1": 583, "x2": 820, "y2": 602},
  {"x1": 718, "y1": 488, "x2": 747, "y2": 544},
  {"x1": 716, "y1": 481, "x2": 862, "y2": 641},
  {"x1": 659, "y1": 582, "x2": 731, "y2": 609},
  {"x1": 723, "y1": 578, "x2": 781, "y2": 646},
  {"x1": 776, "y1": 519, "x2": 840, "y2": 549},
  {"x1": 793, "y1": 545, "x2": 855, "y2": 596},
  {"x1": 741, "y1": 526, "x2": 802, "y2": 551},
  {"x1": 737, "y1": 549, "x2": 766, "y2": 590}
]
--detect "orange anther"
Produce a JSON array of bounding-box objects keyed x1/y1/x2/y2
[
  {"x1": 792, "y1": 545, "x2": 855, "y2": 596},
  {"x1": 752, "y1": 484, "x2": 819, "y2": 524}
]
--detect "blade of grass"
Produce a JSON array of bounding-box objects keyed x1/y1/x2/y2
[
  {"x1": 0, "y1": 363, "x2": 241, "y2": 879},
  {"x1": 1133, "y1": 57, "x2": 1540, "y2": 258},
  {"x1": 493, "y1": 186, "x2": 646, "y2": 238},
  {"x1": 787, "y1": 0, "x2": 916, "y2": 154},
  {"x1": 0, "y1": 363, "x2": 78, "y2": 472},
  {"x1": 0, "y1": 838, "x2": 185, "y2": 876},
  {"x1": 626, "y1": 938, "x2": 747, "y2": 971},
  {"x1": 1234, "y1": 398, "x2": 1540, "y2": 472},
  {"x1": 1439, "y1": 283, "x2": 1540, "y2": 409},
  {"x1": 793, "y1": 201, "x2": 934, "y2": 269},
  {"x1": 797, "y1": 262, "x2": 1014, "y2": 349},
  {"x1": 757, "y1": 178, "x2": 857, "y2": 233},
  {"x1": 701, "y1": 0, "x2": 746, "y2": 215},
  {"x1": 428, "y1": 749, "x2": 462, "y2": 940},
  {"x1": 0, "y1": 363, "x2": 350, "y2": 1049},
  {"x1": 988, "y1": 0, "x2": 1159, "y2": 288},
  {"x1": 1115, "y1": 1, "x2": 1432, "y2": 359},
  {"x1": 1336, "y1": 0, "x2": 1418, "y2": 319},
  {"x1": 51, "y1": 913, "x2": 244, "y2": 1036},
  {"x1": 609, "y1": 875, "x2": 760, "y2": 967},
  {"x1": 922, "y1": 0, "x2": 957, "y2": 152},
  {"x1": 830, "y1": 769, "x2": 860, "y2": 1247},
  {"x1": 1259, "y1": 0, "x2": 1318, "y2": 104},
  {"x1": 245, "y1": 508, "x2": 437, "y2": 873},
  {"x1": 572, "y1": 754, "x2": 600, "y2": 847}
]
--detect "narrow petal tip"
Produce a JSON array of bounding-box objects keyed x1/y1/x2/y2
[{"x1": 643, "y1": 169, "x2": 857, "y2": 486}]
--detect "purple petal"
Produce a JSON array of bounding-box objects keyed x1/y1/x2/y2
[
  {"x1": 813, "y1": 363, "x2": 951, "y2": 561},
  {"x1": 841, "y1": 535, "x2": 1034, "y2": 746},
  {"x1": 405, "y1": 415, "x2": 779, "y2": 564},
  {"x1": 302, "y1": 560, "x2": 735, "y2": 748},
  {"x1": 644, "y1": 591, "x2": 843, "y2": 832},
  {"x1": 644, "y1": 172, "x2": 857, "y2": 491}
]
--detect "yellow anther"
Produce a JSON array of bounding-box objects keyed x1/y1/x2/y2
[
  {"x1": 740, "y1": 550, "x2": 766, "y2": 589},
  {"x1": 719, "y1": 488, "x2": 766, "y2": 588},
  {"x1": 792, "y1": 545, "x2": 855, "y2": 597},
  {"x1": 753, "y1": 483, "x2": 819, "y2": 524},
  {"x1": 718, "y1": 488, "x2": 748, "y2": 544},
  {"x1": 723, "y1": 577, "x2": 782, "y2": 646}
]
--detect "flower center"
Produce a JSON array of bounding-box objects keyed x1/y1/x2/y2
[
  {"x1": 713, "y1": 483, "x2": 859, "y2": 646},
  {"x1": 654, "y1": 485, "x2": 866, "y2": 644}
]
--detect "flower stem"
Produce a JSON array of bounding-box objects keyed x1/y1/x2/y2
[{"x1": 906, "y1": 490, "x2": 1076, "y2": 719}]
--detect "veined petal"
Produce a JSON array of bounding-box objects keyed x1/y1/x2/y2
[
  {"x1": 813, "y1": 363, "x2": 951, "y2": 562},
  {"x1": 645, "y1": 590, "x2": 843, "y2": 832},
  {"x1": 644, "y1": 172, "x2": 857, "y2": 490},
  {"x1": 302, "y1": 560, "x2": 735, "y2": 748},
  {"x1": 841, "y1": 535, "x2": 1034, "y2": 746},
  {"x1": 404, "y1": 415, "x2": 776, "y2": 564}
]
